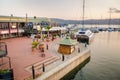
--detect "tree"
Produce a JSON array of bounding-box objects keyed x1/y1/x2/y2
[{"x1": 46, "y1": 26, "x2": 51, "y2": 38}]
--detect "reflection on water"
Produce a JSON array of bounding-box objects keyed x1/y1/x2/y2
[
  {"x1": 61, "y1": 32, "x2": 120, "y2": 80},
  {"x1": 60, "y1": 57, "x2": 90, "y2": 80}
]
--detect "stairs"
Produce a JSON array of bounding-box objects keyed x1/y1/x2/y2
[{"x1": 25, "y1": 56, "x2": 60, "y2": 73}]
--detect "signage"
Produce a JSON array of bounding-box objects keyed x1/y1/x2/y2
[{"x1": 0, "y1": 30, "x2": 9, "y2": 34}]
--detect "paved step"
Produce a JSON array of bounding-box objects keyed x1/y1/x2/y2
[
  {"x1": 35, "y1": 56, "x2": 60, "y2": 70},
  {"x1": 25, "y1": 56, "x2": 60, "y2": 73}
]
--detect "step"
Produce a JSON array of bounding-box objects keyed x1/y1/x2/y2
[
  {"x1": 25, "y1": 56, "x2": 60, "y2": 72},
  {"x1": 35, "y1": 57, "x2": 60, "y2": 70}
]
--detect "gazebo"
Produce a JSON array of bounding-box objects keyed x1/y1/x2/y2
[{"x1": 58, "y1": 37, "x2": 77, "y2": 55}]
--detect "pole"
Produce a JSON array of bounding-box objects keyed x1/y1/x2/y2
[
  {"x1": 32, "y1": 65, "x2": 35, "y2": 79},
  {"x1": 85, "y1": 43, "x2": 87, "y2": 47},
  {"x1": 62, "y1": 54, "x2": 65, "y2": 61},
  {"x1": 108, "y1": 8, "x2": 112, "y2": 27},
  {"x1": 78, "y1": 47, "x2": 80, "y2": 53},
  {"x1": 46, "y1": 44, "x2": 48, "y2": 50},
  {"x1": 42, "y1": 63, "x2": 45, "y2": 72},
  {"x1": 82, "y1": 0, "x2": 85, "y2": 28},
  {"x1": 26, "y1": 13, "x2": 28, "y2": 26}
]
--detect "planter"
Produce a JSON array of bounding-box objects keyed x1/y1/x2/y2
[
  {"x1": 0, "y1": 69, "x2": 14, "y2": 80},
  {"x1": 46, "y1": 38, "x2": 50, "y2": 42},
  {"x1": 39, "y1": 44, "x2": 44, "y2": 52},
  {"x1": 32, "y1": 47, "x2": 37, "y2": 52}
]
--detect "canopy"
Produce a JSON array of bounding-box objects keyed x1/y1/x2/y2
[{"x1": 58, "y1": 37, "x2": 77, "y2": 46}]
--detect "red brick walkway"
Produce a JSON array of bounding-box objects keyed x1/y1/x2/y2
[{"x1": 1, "y1": 37, "x2": 57, "y2": 80}]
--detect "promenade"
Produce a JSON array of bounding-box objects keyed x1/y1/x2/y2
[{"x1": 0, "y1": 36, "x2": 87, "y2": 80}]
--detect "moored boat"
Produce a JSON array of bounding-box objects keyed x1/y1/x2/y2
[{"x1": 75, "y1": 29, "x2": 94, "y2": 44}]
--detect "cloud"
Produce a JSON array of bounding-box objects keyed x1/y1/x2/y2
[
  {"x1": 114, "y1": 9, "x2": 120, "y2": 13},
  {"x1": 109, "y1": 8, "x2": 120, "y2": 13}
]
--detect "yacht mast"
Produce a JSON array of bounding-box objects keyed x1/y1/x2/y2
[
  {"x1": 108, "y1": 8, "x2": 112, "y2": 27},
  {"x1": 26, "y1": 13, "x2": 28, "y2": 26},
  {"x1": 82, "y1": 0, "x2": 85, "y2": 28}
]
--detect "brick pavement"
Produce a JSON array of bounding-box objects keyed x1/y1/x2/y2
[{"x1": 0, "y1": 37, "x2": 60, "y2": 80}]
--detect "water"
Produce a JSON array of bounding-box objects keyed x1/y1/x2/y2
[{"x1": 61, "y1": 31, "x2": 120, "y2": 80}]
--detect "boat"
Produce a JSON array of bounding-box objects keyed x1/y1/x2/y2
[
  {"x1": 75, "y1": 0, "x2": 94, "y2": 44},
  {"x1": 107, "y1": 27, "x2": 114, "y2": 32},
  {"x1": 75, "y1": 29, "x2": 94, "y2": 44}
]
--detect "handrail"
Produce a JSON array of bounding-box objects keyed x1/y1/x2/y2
[{"x1": 0, "y1": 42, "x2": 8, "y2": 58}]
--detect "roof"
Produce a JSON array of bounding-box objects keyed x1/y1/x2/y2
[
  {"x1": 0, "y1": 16, "x2": 25, "y2": 22},
  {"x1": 0, "y1": 15, "x2": 51, "y2": 23},
  {"x1": 58, "y1": 37, "x2": 77, "y2": 46}
]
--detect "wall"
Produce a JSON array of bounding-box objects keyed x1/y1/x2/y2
[{"x1": 36, "y1": 48, "x2": 90, "y2": 80}]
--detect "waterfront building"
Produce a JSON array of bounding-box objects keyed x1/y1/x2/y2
[
  {"x1": 58, "y1": 36, "x2": 77, "y2": 54},
  {"x1": 0, "y1": 16, "x2": 26, "y2": 39}
]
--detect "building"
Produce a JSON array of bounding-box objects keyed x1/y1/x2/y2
[
  {"x1": 58, "y1": 36, "x2": 77, "y2": 55},
  {"x1": 0, "y1": 16, "x2": 26, "y2": 39}
]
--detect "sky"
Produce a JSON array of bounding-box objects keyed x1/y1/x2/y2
[{"x1": 0, "y1": 0, "x2": 120, "y2": 20}]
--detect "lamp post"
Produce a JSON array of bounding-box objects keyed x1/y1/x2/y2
[{"x1": 9, "y1": 14, "x2": 13, "y2": 37}]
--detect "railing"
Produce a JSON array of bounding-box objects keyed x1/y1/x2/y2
[{"x1": 0, "y1": 42, "x2": 8, "y2": 58}]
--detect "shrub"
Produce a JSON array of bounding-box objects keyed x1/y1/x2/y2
[{"x1": 32, "y1": 41, "x2": 39, "y2": 48}]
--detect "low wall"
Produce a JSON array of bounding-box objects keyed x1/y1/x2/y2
[{"x1": 36, "y1": 48, "x2": 90, "y2": 80}]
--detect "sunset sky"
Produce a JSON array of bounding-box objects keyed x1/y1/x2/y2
[{"x1": 0, "y1": 0, "x2": 120, "y2": 20}]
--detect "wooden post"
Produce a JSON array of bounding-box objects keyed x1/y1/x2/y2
[
  {"x1": 46, "y1": 44, "x2": 48, "y2": 50},
  {"x1": 78, "y1": 48, "x2": 80, "y2": 53},
  {"x1": 42, "y1": 63, "x2": 45, "y2": 72},
  {"x1": 85, "y1": 43, "x2": 87, "y2": 47},
  {"x1": 32, "y1": 65, "x2": 35, "y2": 79},
  {"x1": 62, "y1": 54, "x2": 65, "y2": 61}
]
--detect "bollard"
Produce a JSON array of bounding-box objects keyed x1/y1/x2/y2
[
  {"x1": 78, "y1": 48, "x2": 80, "y2": 53},
  {"x1": 62, "y1": 54, "x2": 65, "y2": 61},
  {"x1": 85, "y1": 43, "x2": 87, "y2": 47},
  {"x1": 32, "y1": 65, "x2": 35, "y2": 79},
  {"x1": 46, "y1": 44, "x2": 48, "y2": 50},
  {"x1": 42, "y1": 63, "x2": 45, "y2": 72},
  {"x1": 41, "y1": 48, "x2": 45, "y2": 57}
]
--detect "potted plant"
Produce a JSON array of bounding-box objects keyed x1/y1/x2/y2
[
  {"x1": 46, "y1": 37, "x2": 50, "y2": 42},
  {"x1": 0, "y1": 69, "x2": 14, "y2": 80},
  {"x1": 32, "y1": 41, "x2": 39, "y2": 51}
]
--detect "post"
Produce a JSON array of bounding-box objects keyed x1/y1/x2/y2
[
  {"x1": 32, "y1": 65, "x2": 35, "y2": 79},
  {"x1": 62, "y1": 54, "x2": 65, "y2": 61},
  {"x1": 46, "y1": 44, "x2": 48, "y2": 50},
  {"x1": 85, "y1": 43, "x2": 87, "y2": 47},
  {"x1": 42, "y1": 63, "x2": 45, "y2": 72},
  {"x1": 78, "y1": 47, "x2": 80, "y2": 53},
  {"x1": 41, "y1": 48, "x2": 45, "y2": 57},
  {"x1": 6, "y1": 56, "x2": 12, "y2": 69}
]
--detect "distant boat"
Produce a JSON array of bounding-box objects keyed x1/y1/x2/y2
[
  {"x1": 108, "y1": 27, "x2": 114, "y2": 32},
  {"x1": 90, "y1": 27, "x2": 99, "y2": 33},
  {"x1": 75, "y1": 29, "x2": 94, "y2": 44}
]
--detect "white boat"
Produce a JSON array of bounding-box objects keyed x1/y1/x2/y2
[
  {"x1": 75, "y1": 29, "x2": 94, "y2": 44},
  {"x1": 107, "y1": 27, "x2": 114, "y2": 32}
]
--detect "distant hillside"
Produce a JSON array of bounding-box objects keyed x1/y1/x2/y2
[{"x1": 51, "y1": 18, "x2": 120, "y2": 25}]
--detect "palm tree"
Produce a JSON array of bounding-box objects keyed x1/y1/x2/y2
[
  {"x1": 46, "y1": 26, "x2": 51, "y2": 38},
  {"x1": 38, "y1": 26, "x2": 43, "y2": 41}
]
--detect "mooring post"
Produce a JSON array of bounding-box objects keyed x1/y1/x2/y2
[
  {"x1": 62, "y1": 54, "x2": 65, "y2": 61},
  {"x1": 78, "y1": 47, "x2": 80, "y2": 53},
  {"x1": 42, "y1": 63, "x2": 45, "y2": 72},
  {"x1": 46, "y1": 44, "x2": 48, "y2": 50},
  {"x1": 85, "y1": 43, "x2": 87, "y2": 47},
  {"x1": 32, "y1": 65, "x2": 35, "y2": 79}
]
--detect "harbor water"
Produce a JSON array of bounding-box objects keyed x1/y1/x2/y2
[{"x1": 61, "y1": 31, "x2": 120, "y2": 80}]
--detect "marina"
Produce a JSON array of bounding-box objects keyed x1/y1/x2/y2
[
  {"x1": 62, "y1": 31, "x2": 120, "y2": 80},
  {"x1": 0, "y1": 0, "x2": 120, "y2": 80}
]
